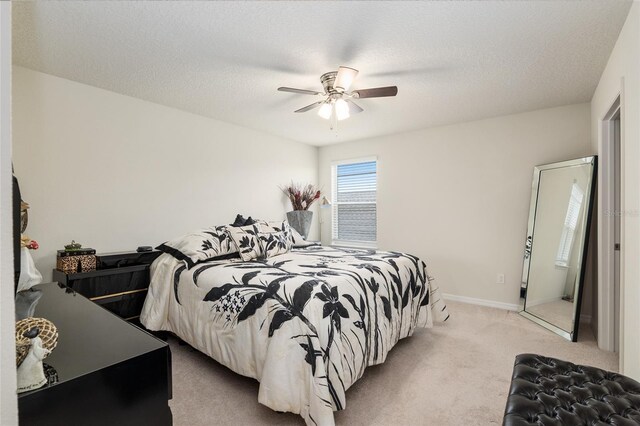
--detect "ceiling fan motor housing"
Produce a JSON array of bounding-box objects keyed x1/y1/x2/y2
[{"x1": 320, "y1": 71, "x2": 340, "y2": 95}]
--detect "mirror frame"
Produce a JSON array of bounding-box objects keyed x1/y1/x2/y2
[{"x1": 519, "y1": 156, "x2": 597, "y2": 341}]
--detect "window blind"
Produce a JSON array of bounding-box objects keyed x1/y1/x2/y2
[
  {"x1": 333, "y1": 160, "x2": 377, "y2": 243},
  {"x1": 556, "y1": 183, "x2": 584, "y2": 266}
]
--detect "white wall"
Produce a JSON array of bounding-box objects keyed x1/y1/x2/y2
[
  {"x1": 319, "y1": 103, "x2": 592, "y2": 308},
  {"x1": 591, "y1": 2, "x2": 639, "y2": 379},
  {"x1": 0, "y1": 3, "x2": 17, "y2": 425},
  {"x1": 12, "y1": 67, "x2": 319, "y2": 282}
]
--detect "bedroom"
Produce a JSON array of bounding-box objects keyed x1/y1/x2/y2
[{"x1": 1, "y1": 1, "x2": 640, "y2": 425}]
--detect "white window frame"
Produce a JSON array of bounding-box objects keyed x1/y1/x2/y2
[{"x1": 331, "y1": 157, "x2": 378, "y2": 249}]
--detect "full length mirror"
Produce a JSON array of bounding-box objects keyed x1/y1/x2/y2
[{"x1": 520, "y1": 156, "x2": 597, "y2": 341}]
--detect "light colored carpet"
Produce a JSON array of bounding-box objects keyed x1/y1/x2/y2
[{"x1": 168, "y1": 301, "x2": 618, "y2": 425}]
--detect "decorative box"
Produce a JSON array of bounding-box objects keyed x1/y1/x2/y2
[{"x1": 56, "y1": 249, "x2": 97, "y2": 274}]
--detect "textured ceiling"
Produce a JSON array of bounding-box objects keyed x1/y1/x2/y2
[{"x1": 13, "y1": 1, "x2": 632, "y2": 146}]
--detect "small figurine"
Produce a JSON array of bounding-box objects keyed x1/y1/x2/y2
[
  {"x1": 20, "y1": 200, "x2": 29, "y2": 233},
  {"x1": 21, "y1": 235, "x2": 39, "y2": 250},
  {"x1": 18, "y1": 194, "x2": 41, "y2": 292},
  {"x1": 16, "y1": 318, "x2": 58, "y2": 393},
  {"x1": 17, "y1": 328, "x2": 50, "y2": 392},
  {"x1": 64, "y1": 240, "x2": 82, "y2": 252}
]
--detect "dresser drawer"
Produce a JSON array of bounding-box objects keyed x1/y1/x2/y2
[
  {"x1": 53, "y1": 257, "x2": 155, "y2": 323},
  {"x1": 67, "y1": 266, "x2": 149, "y2": 299},
  {"x1": 99, "y1": 291, "x2": 148, "y2": 320}
]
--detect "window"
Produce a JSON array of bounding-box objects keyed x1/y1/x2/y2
[
  {"x1": 556, "y1": 183, "x2": 584, "y2": 267},
  {"x1": 332, "y1": 159, "x2": 377, "y2": 246}
]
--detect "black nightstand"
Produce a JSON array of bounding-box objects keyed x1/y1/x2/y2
[{"x1": 52, "y1": 250, "x2": 161, "y2": 323}]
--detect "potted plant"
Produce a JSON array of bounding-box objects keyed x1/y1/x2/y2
[{"x1": 281, "y1": 183, "x2": 320, "y2": 239}]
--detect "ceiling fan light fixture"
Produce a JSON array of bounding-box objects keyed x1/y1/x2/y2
[
  {"x1": 335, "y1": 99, "x2": 350, "y2": 121},
  {"x1": 278, "y1": 66, "x2": 398, "y2": 129},
  {"x1": 318, "y1": 102, "x2": 333, "y2": 120},
  {"x1": 334, "y1": 66, "x2": 358, "y2": 92}
]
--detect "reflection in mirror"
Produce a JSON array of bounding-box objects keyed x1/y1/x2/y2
[
  {"x1": 519, "y1": 156, "x2": 596, "y2": 341},
  {"x1": 15, "y1": 288, "x2": 43, "y2": 320}
]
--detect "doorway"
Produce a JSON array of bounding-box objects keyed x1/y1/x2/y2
[
  {"x1": 600, "y1": 95, "x2": 622, "y2": 356},
  {"x1": 612, "y1": 108, "x2": 621, "y2": 353}
]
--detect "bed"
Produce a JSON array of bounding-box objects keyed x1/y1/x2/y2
[{"x1": 141, "y1": 229, "x2": 449, "y2": 426}]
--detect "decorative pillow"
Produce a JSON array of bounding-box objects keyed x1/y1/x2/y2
[
  {"x1": 230, "y1": 214, "x2": 246, "y2": 227},
  {"x1": 259, "y1": 220, "x2": 317, "y2": 248},
  {"x1": 258, "y1": 220, "x2": 290, "y2": 236},
  {"x1": 157, "y1": 225, "x2": 237, "y2": 268},
  {"x1": 230, "y1": 214, "x2": 257, "y2": 227},
  {"x1": 258, "y1": 220, "x2": 292, "y2": 245},
  {"x1": 225, "y1": 224, "x2": 263, "y2": 261},
  {"x1": 258, "y1": 231, "x2": 292, "y2": 259},
  {"x1": 287, "y1": 226, "x2": 318, "y2": 247},
  {"x1": 258, "y1": 220, "x2": 278, "y2": 230}
]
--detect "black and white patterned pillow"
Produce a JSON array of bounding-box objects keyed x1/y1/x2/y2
[
  {"x1": 259, "y1": 220, "x2": 317, "y2": 248},
  {"x1": 257, "y1": 219, "x2": 284, "y2": 231},
  {"x1": 226, "y1": 224, "x2": 263, "y2": 261},
  {"x1": 258, "y1": 220, "x2": 291, "y2": 240},
  {"x1": 157, "y1": 225, "x2": 237, "y2": 267},
  {"x1": 258, "y1": 231, "x2": 292, "y2": 259}
]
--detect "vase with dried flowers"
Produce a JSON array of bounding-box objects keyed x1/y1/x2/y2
[{"x1": 281, "y1": 183, "x2": 321, "y2": 239}]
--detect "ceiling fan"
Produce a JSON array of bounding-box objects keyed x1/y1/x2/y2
[{"x1": 278, "y1": 66, "x2": 398, "y2": 129}]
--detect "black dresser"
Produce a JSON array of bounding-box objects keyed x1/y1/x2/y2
[
  {"x1": 16, "y1": 283, "x2": 172, "y2": 426},
  {"x1": 52, "y1": 250, "x2": 161, "y2": 323}
]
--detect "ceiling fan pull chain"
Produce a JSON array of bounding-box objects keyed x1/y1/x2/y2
[{"x1": 330, "y1": 105, "x2": 337, "y2": 131}]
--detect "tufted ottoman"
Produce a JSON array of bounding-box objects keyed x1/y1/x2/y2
[{"x1": 503, "y1": 354, "x2": 640, "y2": 425}]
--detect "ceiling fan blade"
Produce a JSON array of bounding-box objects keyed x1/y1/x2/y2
[
  {"x1": 353, "y1": 86, "x2": 398, "y2": 99},
  {"x1": 346, "y1": 99, "x2": 364, "y2": 114},
  {"x1": 334, "y1": 66, "x2": 359, "y2": 91},
  {"x1": 278, "y1": 87, "x2": 324, "y2": 96},
  {"x1": 294, "y1": 101, "x2": 324, "y2": 113}
]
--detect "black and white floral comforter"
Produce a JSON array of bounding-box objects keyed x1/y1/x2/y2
[{"x1": 141, "y1": 245, "x2": 449, "y2": 426}]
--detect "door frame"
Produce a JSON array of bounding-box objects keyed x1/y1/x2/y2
[
  {"x1": 598, "y1": 90, "x2": 623, "y2": 365},
  {"x1": 0, "y1": 2, "x2": 17, "y2": 424}
]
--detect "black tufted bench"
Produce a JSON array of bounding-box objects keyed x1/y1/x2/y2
[{"x1": 503, "y1": 354, "x2": 640, "y2": 425}]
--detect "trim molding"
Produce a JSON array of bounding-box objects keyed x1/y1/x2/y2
[
  {"x1": 443, "y1": 293, "x2": 519, "y2": 311},
  {"x1": 443, "y1": 294, "x2": 593, "y2": 324}
]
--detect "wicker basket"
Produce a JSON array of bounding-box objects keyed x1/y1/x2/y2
[
  {"x1": 56, "y1": 254, "x2": 96, "y2": 274},
  {"x1": 16, "y1": 318, "x2": 58, "y2": 367}
]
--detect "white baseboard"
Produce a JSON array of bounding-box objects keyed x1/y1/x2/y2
[
  {"x1": 443, "y1": 293, "x2": 519, "y2": 311},
  {"x1": 442, "y1": 294, "x2": 593, "y2": 323},
  {"x1": 443, "y1": 293, "x2": 594, "y2": 326}
]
